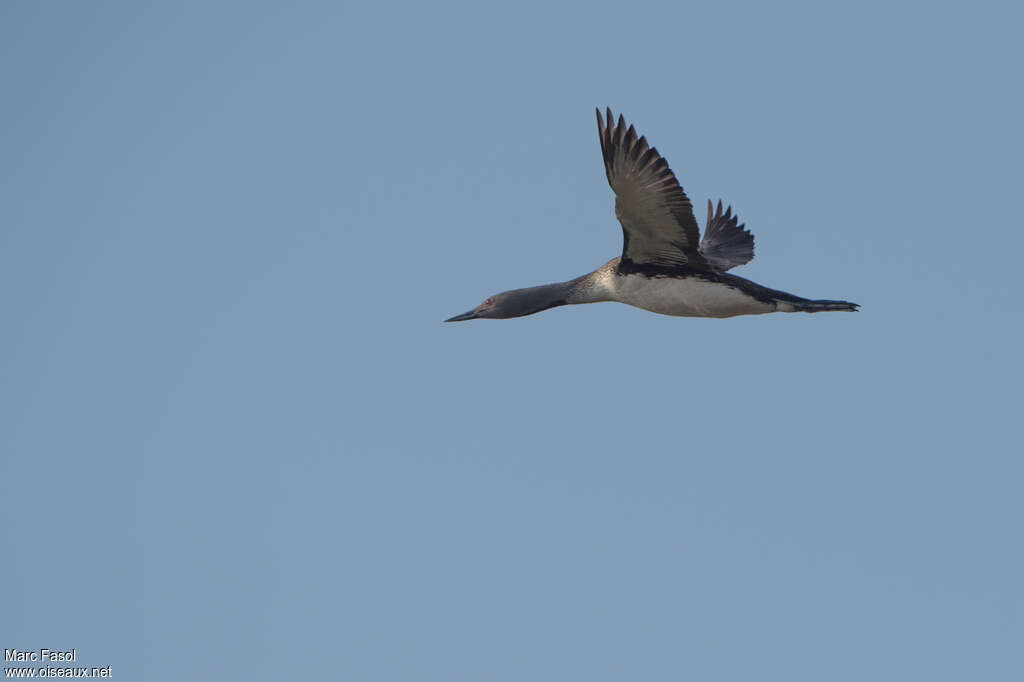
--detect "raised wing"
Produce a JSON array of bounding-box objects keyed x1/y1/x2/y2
[
  {"x1": 700, "y1": 200, "x2": 755, "y2": 272},
  {"x1": 596, "y1": 108, "x2": 709, "y2": 270}
]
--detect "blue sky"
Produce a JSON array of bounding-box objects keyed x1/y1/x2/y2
[{"x1": 1, "y1": 1, "x2": 1021, "y2": 680}]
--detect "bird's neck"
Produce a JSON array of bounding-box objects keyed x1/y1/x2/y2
[
  {"x1": 502, "y1": 281, "x2": 579, "y2": 318},
  {"x1": 498, "y1": 264, "x2": 615, "y2": 318}
]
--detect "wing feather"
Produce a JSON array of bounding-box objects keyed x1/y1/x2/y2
[
  {"x1": 596, "y1": 108, "x2": 708, "y2": 270},
  {"x1": 700, "y1": 200, "x2": 755, "y2": 272}
]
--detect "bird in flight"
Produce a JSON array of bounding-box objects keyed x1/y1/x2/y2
[{"x1": 446, "y1": 108, "x2": 858, "y2": 322}]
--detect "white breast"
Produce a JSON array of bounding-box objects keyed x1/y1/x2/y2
[{"x1": 603, "y1": 272, "x2": 775, "y2": 318}]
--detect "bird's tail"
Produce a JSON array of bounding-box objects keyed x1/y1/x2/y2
[
  {"x1": 786, "y1": 298, "x2": 859, "y2": 313},
  {"x1": 739, "y1": 280, "x2": 859, "y2": 314}
]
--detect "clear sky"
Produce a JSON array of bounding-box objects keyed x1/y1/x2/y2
[{"x1": 1, "y1": 1, "x2": 1021, "y2": 680}]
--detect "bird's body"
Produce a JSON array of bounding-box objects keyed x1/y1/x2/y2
[
  {"x1": 446, "y1": 108, "x2": 857, "y2": 322},
  {"x1": 581, "y1": 259, "x2": 778, "y2": 318}
]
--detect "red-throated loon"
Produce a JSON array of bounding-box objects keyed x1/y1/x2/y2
[{"x1": 445, "y1": 108, "x2": 858, "y2": 322}]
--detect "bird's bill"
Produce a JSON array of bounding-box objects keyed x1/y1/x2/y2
[{"x1": 444, "y1": 310, "x2": 478, "y2": 322}]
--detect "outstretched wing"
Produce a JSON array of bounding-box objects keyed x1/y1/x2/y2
[
  {"x1": 700, "y1": 200, "x2": 755, "y2": 272},
  {"x1": 596, "y1": 108, "x2": 709, "y2": 270}
]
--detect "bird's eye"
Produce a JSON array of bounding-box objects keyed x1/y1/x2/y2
[{"x1": 484, "y1": 297, "x2": 494, "y2": 306}]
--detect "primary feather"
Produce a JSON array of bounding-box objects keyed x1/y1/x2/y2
[
  {"x1": 700, "y1": 199, "x2": 755, "y2": 272},
  {"x1": 596, "y1": 108, "x2": 710, "y2": 270}
]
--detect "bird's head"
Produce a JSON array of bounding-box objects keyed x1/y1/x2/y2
[
  {"x1": 444, "y1": 293, "x2": 514, "y2": 321},
  {"x1": 445, "y1": 285, "x2": 569, "y2": 322}
]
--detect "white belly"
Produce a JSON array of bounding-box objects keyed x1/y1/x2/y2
[{"x1": 607, "y1": 274, "x2": 775, "y2": 318}]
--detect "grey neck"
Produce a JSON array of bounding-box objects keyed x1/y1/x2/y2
[{"x1": 497, "y1": 279, "x2": 580, "y2": 318}]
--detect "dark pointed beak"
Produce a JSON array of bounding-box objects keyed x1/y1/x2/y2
[{"x1": 445, "y1": 310, "x2": 478, "y2": 322}]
